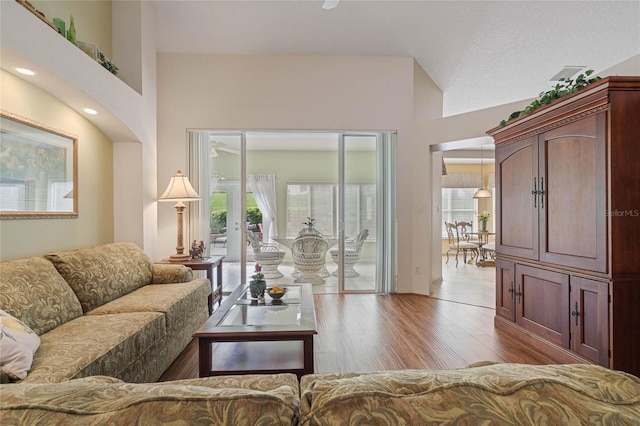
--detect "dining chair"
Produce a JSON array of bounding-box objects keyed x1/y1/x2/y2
[{"x1": 445, "y1": 221, "x2": 479, "y2": 267}]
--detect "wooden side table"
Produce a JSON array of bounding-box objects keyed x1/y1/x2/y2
[{"x1": 158, "y1": 256, "x2": 224, "y2": 314}]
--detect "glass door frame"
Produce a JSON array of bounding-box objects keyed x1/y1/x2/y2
[{"x1": 190, "y1": 129, "x2": 396, "y2": 293}]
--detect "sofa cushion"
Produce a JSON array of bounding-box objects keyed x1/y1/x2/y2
[
  {"x1": 0, "y1": 374, "x2": 300, "y2": 425},
  {"x1": 20, "y1": 312, "x2": 165, "y2": 383},
  {"x1": 299, "y1": 364, "x2": 640, "y2": 425},
  {"x1": 44, "y1": 242, "x2": 154, "y2": 313},
  {"x1": 86, "y1": 278, "x2": 210, "y2": 330},
  {"x1": 0, "y1": 309, "x2": 41, "y2": 380},
  {"x1": 0, "y1": 257, "x2": 83, "y2": 335}
]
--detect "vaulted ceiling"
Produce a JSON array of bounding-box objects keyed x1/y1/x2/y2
[{"x1": 153, "y1": 0, "x2": 640, "y2": 117}]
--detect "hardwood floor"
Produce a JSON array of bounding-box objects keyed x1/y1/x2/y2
[
  {"x1": 432, "y1": 255, "x2": 496, "y2": 308},
  {"x1": 160, "y1": 262, "x2": 556, "y2": 381}
]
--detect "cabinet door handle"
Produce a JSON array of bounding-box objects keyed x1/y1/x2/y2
[
  {"x1": 539, "y1": 177, "x2": 545, "y2": 208},
  {"x1": 515, "y1": 285, "x2": 522, "y2": 304},
  {"x1": 571, "y1": 302, "x2": 580, "y2": 326},
  {"x1": 532, "y1": 177, "x2": 537, "y2": 208}
]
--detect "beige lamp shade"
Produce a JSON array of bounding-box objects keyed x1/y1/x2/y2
[
  {"x1": 159, "y1": 170, "x2": 199, "y2": 201},
  {"x1": 160, "y1": 170, "x2": 199, "y2": 262}
]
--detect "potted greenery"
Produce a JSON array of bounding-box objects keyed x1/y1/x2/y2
[
  {"x1": 299, "y1": 217, "x2": 320, "y2": 236},
  {"x1": 500, "y1": 70, "x2": 601, "y2": 126}
]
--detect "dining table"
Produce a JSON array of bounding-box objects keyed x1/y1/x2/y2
[
  {"x1": 468, "y1": 231, "x2": 495, "y2": 267},
  {"x1": 272, "y1": 235, "x2": 338, "y2": 279}
]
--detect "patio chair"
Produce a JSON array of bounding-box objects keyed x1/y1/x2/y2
[
  {"x1": 246, "y1": 230, "x2": 285, "y2": 279},
  {"x1": 330, "y1": 229, "x2": 369, "y2": 277},
  {"x1": 291, "y1": 235, "x2": 329, "y2": 285}
]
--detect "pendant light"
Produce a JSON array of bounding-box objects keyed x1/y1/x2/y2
[{"x1": 473, "y1": 145, "x2": 492, "y2": 199}]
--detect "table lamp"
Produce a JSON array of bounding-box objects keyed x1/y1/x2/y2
[{"x1": 159, "y1": 170, "x2": 200, "y2": 262}]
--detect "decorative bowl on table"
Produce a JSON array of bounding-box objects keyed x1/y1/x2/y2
[{"x1": 267, "y1": 286, "x2": 287, "y2": 300}]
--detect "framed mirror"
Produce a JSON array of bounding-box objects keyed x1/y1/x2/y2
[{"x1": 0, "y1": 110, "x2": 78, "y2": 219}]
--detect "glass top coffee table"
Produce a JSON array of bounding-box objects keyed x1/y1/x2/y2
[{"x1": 195, "y1": 283, "x2": 317, "y2": 379}]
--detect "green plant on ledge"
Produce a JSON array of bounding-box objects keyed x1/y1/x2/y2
[
  {"x1": 500, "y1": 69, "x2": 601, "y2": 126},
  {"x1": 98, "y1": 52, "x2": 119, "y2": 75}
]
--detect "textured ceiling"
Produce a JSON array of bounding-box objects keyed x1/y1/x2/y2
[{"x1": 152, "y1": 0, "x2": 640, "y2": 116}]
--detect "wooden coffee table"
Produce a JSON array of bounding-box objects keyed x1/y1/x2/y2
[{"x1": 195, "y1": 283, "x2": 317, "y2": 379}]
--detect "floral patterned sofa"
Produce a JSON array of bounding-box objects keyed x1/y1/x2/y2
[
  {"x1": 299, "y1": 363, "x2": 640, "y2": 424},
  {"x1": 0, "y1": 363, "x2": 638, "y2": 424},
  {"x1": 0, "y1": 374, "x2": 301, "y2": 425},
  {"x1": 0, "y1": 242, "x2": 211, "y2": 384}
]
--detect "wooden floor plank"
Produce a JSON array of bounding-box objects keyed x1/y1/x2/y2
[{"x1": 159, "y1": 261, "x2": 557, "y2": 381}]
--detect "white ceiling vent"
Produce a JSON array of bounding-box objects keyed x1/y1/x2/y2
[{"x1": 550, "y1": 66, "x2": 585, "y2": 81}]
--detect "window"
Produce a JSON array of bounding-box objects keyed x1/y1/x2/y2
[
  {"x1": 287, "y1": 183, "x2": 376, "y2": 239},
  {"x1": 441, "y1": 188, "x2": 476, "y2": 237}
]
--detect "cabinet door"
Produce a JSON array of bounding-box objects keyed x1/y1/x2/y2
[
  {"x1": 539, "y1": 114, "x2": 607, "y2": 272},
  {"x1": 515, "y1": 264, "x2": 570, "y2": 348},
  {"x1": 496, "y1": 259, "x2": 516, "y2": 321},
  {"x1": 570, "y1": 277, "x2": 609, "y2": 366},
  {"x1": 495, "y1": 136, "x2": 538, "y2": 259}
]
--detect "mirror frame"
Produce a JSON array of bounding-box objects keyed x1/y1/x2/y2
[{"x1": 0, "y1": 110, "x2": 78, "y2": 219}]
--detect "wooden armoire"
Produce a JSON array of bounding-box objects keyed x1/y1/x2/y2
[{"x1": 487, "y1": 76, "x2": 640, "y2": 377}]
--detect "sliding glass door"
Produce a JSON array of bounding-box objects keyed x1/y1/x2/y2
[
  {"x1": 188, "y1": 130, "x2": 395, "y2": 294},
  {"x1": 339, "y1": 135, "x2": 378, "y2": 292}
]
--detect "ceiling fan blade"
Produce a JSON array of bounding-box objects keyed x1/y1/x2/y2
[
  {"x1": 322, "y1": 0, "x2": 339, "y2": 10},
  {"x1": 218, "y1": 146, "x2": 241, "y2": 155}
]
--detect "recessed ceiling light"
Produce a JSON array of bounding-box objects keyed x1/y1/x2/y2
[
  {"x1": 83, "y1": 108, "x2": 98, "y2": 115},
  {"x1": 15, "y1": 67, "x2": 36, "y2": 76}
]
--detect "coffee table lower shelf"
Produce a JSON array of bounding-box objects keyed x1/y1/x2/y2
[{"x1": 198, "y1": 336, "x2": 314, "y2": 379}]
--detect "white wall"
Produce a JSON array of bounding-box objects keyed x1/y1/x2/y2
[
  {"x1": 407, "y1": 63, "x2": 444, "y2": 294},
  {"x1": 31, "y1": 0, "x2": 113, "y2": 58},
  {"x1": 111, "y1": 1, "x2": 158, "y2": 260},
  {"x1": 1, "y1": 0, "x2": 159, "y2": 259},
  {"x1": 157, "y1": 53, "x2": 442, "y2": 292},
  {"x1": 0, "y1": 70, "x2": 114, "y2": 260}
]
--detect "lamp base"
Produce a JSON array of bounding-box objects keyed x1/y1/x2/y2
[{"x1": 168, "y1": 253, "x2": 190, "y2": 262}]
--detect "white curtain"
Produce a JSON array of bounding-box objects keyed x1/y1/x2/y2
[{"x1": 247, "y1": 174, "x2": 278, "y2": 243}]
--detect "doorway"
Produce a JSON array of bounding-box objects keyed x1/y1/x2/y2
[{"x1": 430, "y1": 137, "x2": 496, "y2": 306}]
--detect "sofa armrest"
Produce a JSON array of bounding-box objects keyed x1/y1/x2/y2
[{"x1": 151, "y1": 264, "x2": 194, "y2": 284}]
